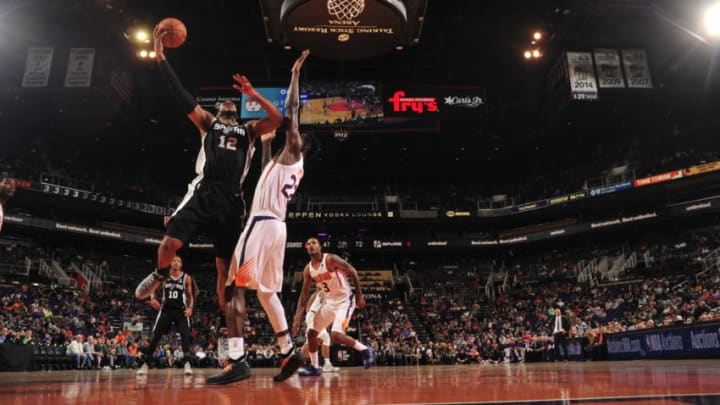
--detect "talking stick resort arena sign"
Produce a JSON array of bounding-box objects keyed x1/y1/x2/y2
[{"x1": 281, "y1": 0, "x2": 407, "y2": 60}]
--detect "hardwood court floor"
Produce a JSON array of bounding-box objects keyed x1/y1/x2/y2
[{"x1": 1, "y1": 360, "x2": 719, "y2": 405}]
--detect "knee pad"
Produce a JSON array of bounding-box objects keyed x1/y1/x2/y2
[{"x1": 318, "y1": 329, "x2": 331, "y2": 346}]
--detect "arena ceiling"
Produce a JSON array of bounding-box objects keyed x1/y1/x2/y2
[{"x1": 2, "y1": 0, "x2": 720, "y2": 190}]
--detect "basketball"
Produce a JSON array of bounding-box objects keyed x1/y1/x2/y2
[{"x1": 156, "y1": 17, "x2": 187, "y2": 48}]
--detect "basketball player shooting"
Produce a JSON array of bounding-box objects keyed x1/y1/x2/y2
[
  {"x1": 206, "y1": 49, "x2": 310, "y2": 385},
  {"x1": 134, "y1": 23, "x2": 284, "y2": 314},
  {"x1": 293, "y1": 237, "x2": 375, "y2": 376}
]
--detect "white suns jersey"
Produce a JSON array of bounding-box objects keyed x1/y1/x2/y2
[
  {"x1": 308, "y1": 254, "x2": 352, "y2": 302},
  {"x1": 249, "y1": 157, "x2": 303, "y2": 221}
]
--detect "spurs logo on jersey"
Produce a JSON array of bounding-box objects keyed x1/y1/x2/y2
[
  {"x1": 162, "y1": 273, "x2": 187, "y2": 311},
  {"x1": 308, "y1": 254, "x2": 351, "y2": 302},
  {"x1": 191, "y1": 118, "x2": 253, "y2": 192}
]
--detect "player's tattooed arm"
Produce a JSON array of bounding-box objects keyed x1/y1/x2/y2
[
  {"x1": 330, "y1": 254, "x2": 366, "y2": 308},
  {"x1": 135, "y1": 272, "x2": 163, "y2": 300}
]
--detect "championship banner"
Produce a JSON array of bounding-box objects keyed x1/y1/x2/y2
[
  {"x1": 633, "y1": 170, "x2": 683, "y2": 187},
  {"x1": 566, "y1": 52, "x2": 598, "y2": 100},
  {"x1": 22, "y1": 47, "x2": 54, "y2": 88},
  {"x1": 621, "y1": 49, "x2": 653, "y2": 88},
  {"x1": 683, "y1": 161, "x2": 720, "y2": 177},
  {"x1": 593, "y1": 49, "x2": 625, "y2": 88},
  {"x1": 64, "y1": 48, "x2": 95, "y2": 87}
]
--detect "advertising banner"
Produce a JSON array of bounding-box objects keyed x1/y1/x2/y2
[
  {"x1": 606, "y1": 322, "x2": 720, "y2": 360},
  {"x1": 588, "y1": 181, "x2": 633, "y2": 197},
  {"x1": 633, "y1": 170, "x2": 683, "y2": 187},
  {"x1": 384, "y1": 86, "x2": 486, "y2": 119},
  {"x1": 241, "y1": 87, "x2": 290, "y2": 119},
  {"x1": 512, "y1": 200, "x2": 548, "y2": 213},
  {"x1": 669, "y1": 196, "x2": 720, "y2": 216},
  {"x1": 548, "y1": 191, "x2": 588, "y2": 205},
  {"x1": 287, "y1": 211, "x2": 393, "y2": 220},
  {"x1": 195, "y1": 87, "x2": 243, "y2": 111},
  {"x1": 683, "y1": 161, "x2": 720, "y2": 177}
]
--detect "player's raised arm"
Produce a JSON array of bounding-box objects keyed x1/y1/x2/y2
[
  {"x1": 154, "y1": 26, "x2": 214, "y2": 134},
  {"x1": 282, "y1": 50, "x2": 310, "y2": 160},
  {"x1": 260, "y1": 130, "x2": 277, "y2": 169},
  {"x1": 232, "y1": 75, "x2": 283, "y2": 141}
]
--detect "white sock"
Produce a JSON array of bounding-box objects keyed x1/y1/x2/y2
[
  {"x1": 228, "y1": 337, "x2": 244, "y2": 360},
  {"x1": 278, "y1": 333, "x2": 293, "y2": 355},
  {"x1": 353, "y1": 341, "x2": 367, "y2": 351},
  {"x1": 310, "y1": 351, "x2": 319, "y2": 368}
]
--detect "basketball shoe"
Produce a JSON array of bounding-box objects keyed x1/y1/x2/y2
[{"x1": 206, "y1": 357, "x2": 251, "y2": 385}]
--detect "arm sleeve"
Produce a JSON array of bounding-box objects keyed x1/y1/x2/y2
[{"x1": 157, "y1": 59, "x2": 198, "y2": 115}]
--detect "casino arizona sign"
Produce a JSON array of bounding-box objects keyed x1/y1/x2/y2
[{"x1": 387, "y1": 90, "x2": 439, "y2": 114}]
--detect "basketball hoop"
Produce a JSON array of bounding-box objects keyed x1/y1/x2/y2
[
  {"x1": 334, "y1": 129, "x2": 349, "y2": 142},
  {"x1": 327, "y1": 0, "x2": 365, "y2": 20}
]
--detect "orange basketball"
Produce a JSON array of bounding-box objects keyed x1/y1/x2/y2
[{"x1": 156, "y1": 17, "x2": 187, "y2": 48}]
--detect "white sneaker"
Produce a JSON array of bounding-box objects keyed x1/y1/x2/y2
[
  {"x1": 184, "y1": 362, "x2": 193, "y2": 375},
  {"x1": 137, "y1": 363, "x2": 148, "y2": 376},
  {"x1": 322, "y1": 362, "x2": 340, "y2": 372}
]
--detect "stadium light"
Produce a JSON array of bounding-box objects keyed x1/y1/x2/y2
[{"x1": 704, "y1": 3, "x2": 720, "y2": 37}]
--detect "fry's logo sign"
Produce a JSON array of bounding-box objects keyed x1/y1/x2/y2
[{"x1": 387, "y1": 90, "x2": 439, "y2": 114}]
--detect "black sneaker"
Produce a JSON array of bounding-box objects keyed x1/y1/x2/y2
[
  {"x1": 206, "y1": 358, "x2": 251, "y2": 385},
  {"x1": 273, "y1": 351, "x2": 305, "y2": 382}
]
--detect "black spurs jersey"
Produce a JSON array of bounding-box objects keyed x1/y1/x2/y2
[
  {"x1": 194, "y1": 118, "x2": 254, "y2": 191},
  {"x1": 161, "y1": 272, "x2": 188, "y2": 311}
]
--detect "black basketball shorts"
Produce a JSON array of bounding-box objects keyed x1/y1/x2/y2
[{"x1": 166, "y1": 182, "x2": 245, "y2": 260}]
